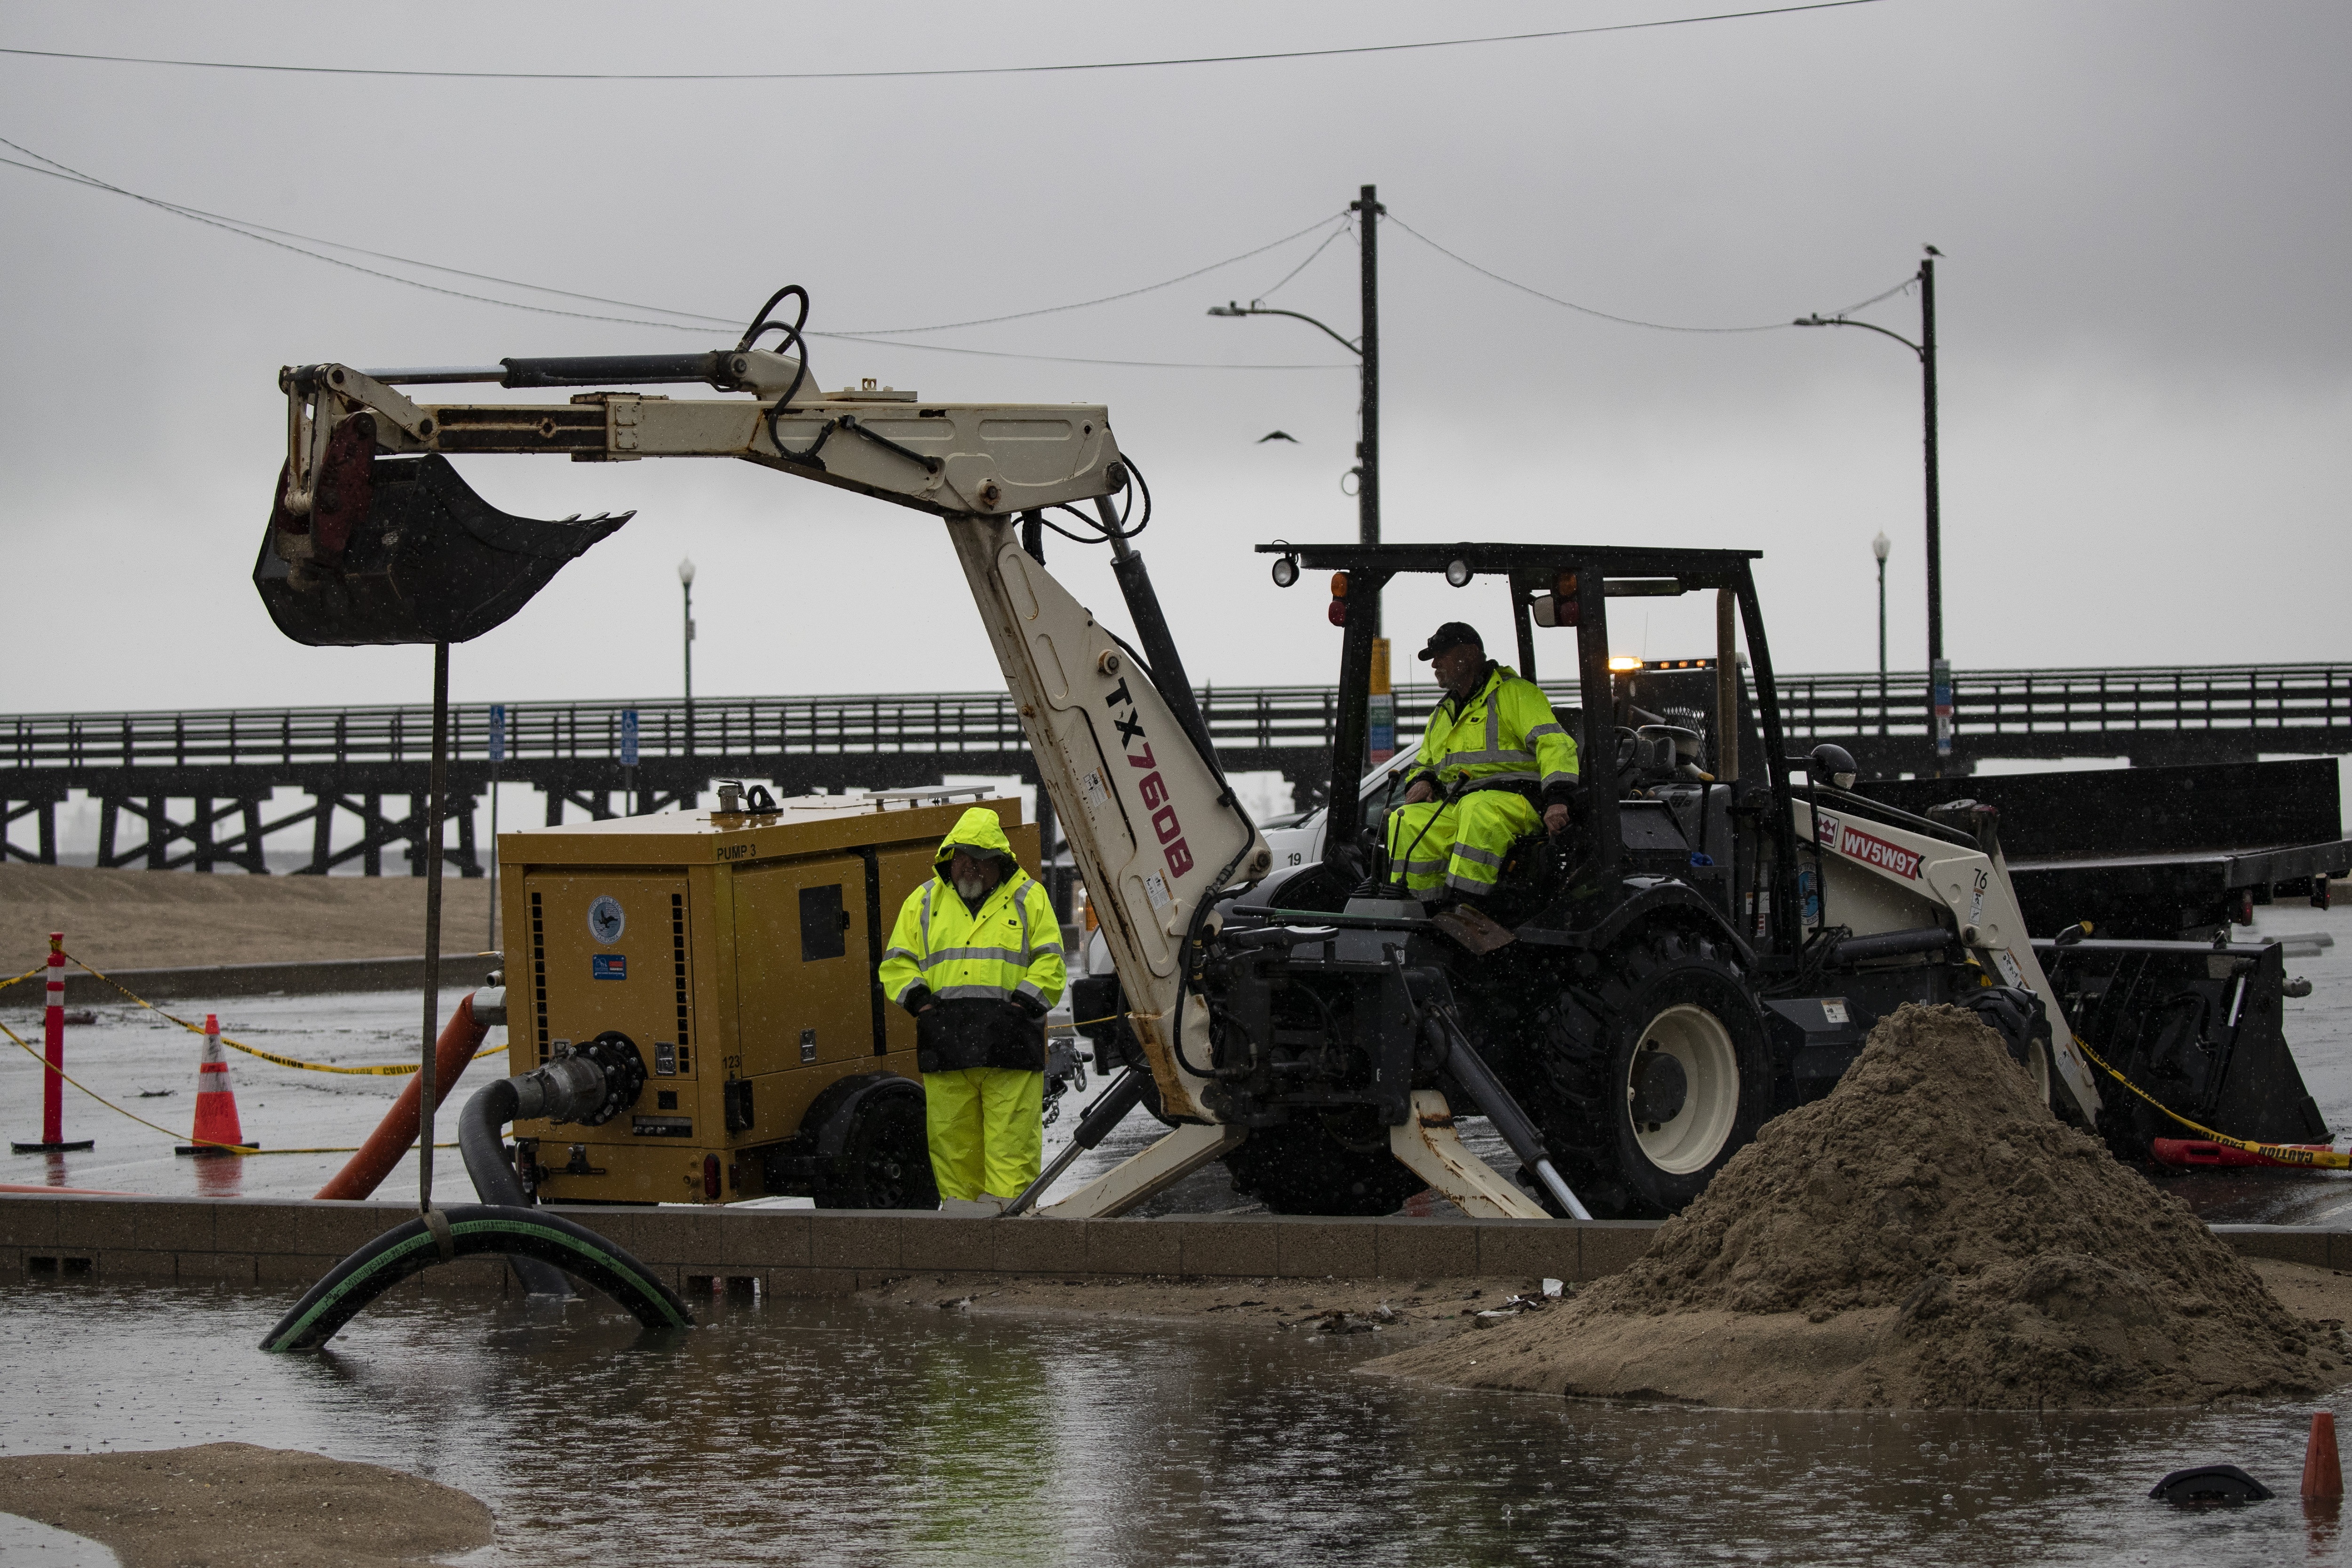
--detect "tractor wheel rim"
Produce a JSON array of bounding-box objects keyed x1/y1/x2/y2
[{"x1": 1629, "y1": 1003, "x2": 1739, "y2": 1175}]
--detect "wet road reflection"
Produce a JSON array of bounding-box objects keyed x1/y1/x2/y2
[{"x1": 1, "y1": 1280, "x2": 2345, "y2": 1565}]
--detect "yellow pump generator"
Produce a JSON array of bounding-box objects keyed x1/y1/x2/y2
[{"x1": 495, "y1": 787, "x2": 1038, "y2": 1207}]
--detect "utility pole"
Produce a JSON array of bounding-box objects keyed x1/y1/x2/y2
[
  {"x1": 1919, "y1": 256, "x2": 1950, "y2": 773},
  {"x1": 1207, "y1": 183, "x2": 1389, "y2": 759},
  {"x1": 1351, "y1": 183, "x2": 1383, "y2": 629},
  {"x1": 1795, "y1": 246, "x2": 1948, "y2": 772}
]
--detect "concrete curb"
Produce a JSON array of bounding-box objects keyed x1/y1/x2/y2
[
  {"x1": 4, "y1": 954, "x2": 503, "y2": 1008},
  {"x1": 3, "y1": 1194, "x2": 2342, "y2": 1297}
]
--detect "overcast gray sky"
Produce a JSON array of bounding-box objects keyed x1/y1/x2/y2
[{"x1": 1, "y1": 0, "x2": 2344, "y2": 715}]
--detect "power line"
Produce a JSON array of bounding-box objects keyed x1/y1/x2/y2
[
  {"x1": 820, "y1": 334, "x2": 1346, "y2": 372},
  {"x1": 0, "y1": 150, "x2": 711, "y2": 333},
  {"x1": 0, "y1": 4, "x2": 1891, "y2": 83},
  {"x1": 1254, "y1": 215, "x2": 1355, "y2": 302},
  {"x1": 0, "y1": 144, "x2": 1352, "y2": 369},
  {"x1": 1389, "y1": 213, "x2": 1910, "y2": 336},
  {"x1": 830, "y1": 213, "x2": 1346, "y2": 335}
]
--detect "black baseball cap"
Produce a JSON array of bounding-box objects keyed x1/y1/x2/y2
[{"x1": 1417, "y1": 621, "x2": 1484, "y2": 661}]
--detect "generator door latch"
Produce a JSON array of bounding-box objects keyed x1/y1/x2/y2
[
  {"x1": 723, "y1": 1078, "x2": 756, "y2": 1133},
  {"x1": 800, "y1": 1027, "x2": 818, "y2": 1064}
]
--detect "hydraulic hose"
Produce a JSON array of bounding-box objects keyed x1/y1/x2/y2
[
  {"x1": 259, "y1": 1203, "x2": 691, "y2": 1353},
  {"x1": 458, "y1": 1078, "x2": 574, "y2": 1299},
  {"x1": 315, "y1": 991, "x2": 490, "y2": 1201}
]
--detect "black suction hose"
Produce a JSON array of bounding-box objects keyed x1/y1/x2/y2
[
  {"x1": 259, "y1": 1203, "x2": 692, "y2": 1353},
  {"x1": 459, "y1": 1079, "x2": 576, "y2": 1298}
]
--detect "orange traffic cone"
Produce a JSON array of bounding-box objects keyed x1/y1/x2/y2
[
  {"x1": 2303, "y1": 1411, "x2": 2343, "y2": 1500},
  {"x1": 175, "y1": 1014, "x2": 252, "y2": 1156}
]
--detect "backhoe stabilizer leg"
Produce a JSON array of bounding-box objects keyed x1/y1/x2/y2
[
  {"x1": 1038, "y1": 1122, "x2": 1247, "y2": 1219},
  {"x1": 1388, "y1": 1091, "x2": 1553, "y2": 1219}
]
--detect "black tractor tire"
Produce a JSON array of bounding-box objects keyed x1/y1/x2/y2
[
  {"x1": 1222, "y1": 1108, "x2": 1428, "y2": 1217},
  {"x1": 1532, "y1": 927, "x2": 1773, "y2": 1218},
  {"x1": 812, "y1": 1084, "x2": 939, "y2": 1210}
]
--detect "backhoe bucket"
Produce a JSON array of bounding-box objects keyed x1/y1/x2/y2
[
  {"x1": 254, "y1": 451, "x2": 629, "y2": 646},
  {"x1": 2041, "y1": 937, "x2": 2330, "y2": 1158}
]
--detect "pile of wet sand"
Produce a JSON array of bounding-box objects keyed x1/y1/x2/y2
[
  {"x1": 0, "y1": 1441, "x2": 493, "y2": 1567},
  {"x1": 1375, "y1": 1003, "x2": 2344, "y2": 1409}
]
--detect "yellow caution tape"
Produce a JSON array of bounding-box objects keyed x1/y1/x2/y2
[
  {"x1": 1, "y1": 1014, "x2": 467, "y2": 1158},
  {"x1": 63, "y1": 952, "x2": 505, "y2": 1076},
  {"x1": 2070, "y1": 1032, "x2": 2351, "y2": 1169},
  {"x1": 0, "y1": 1014, "x2": 255, "y2": 1153},
  {"x1": 0, "y1": 965, "x2": 48, "y2": 993},
  {"x1": 236, "y1": 1144, "x2": 458, "y2": 1156}
]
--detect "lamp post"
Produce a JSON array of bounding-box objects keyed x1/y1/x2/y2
[
  {"x1": 1871, "y1": 531, "x2": 1890, "y2": 738},
  {"x1": 1209, "y1": 182, "x2": 1384, "y2": 635},
  {"x1": 1796, "y1": 248, "x2": 1948, "y2": 770},
  {"x1": 677, "y1": 556, "x2": 696, "y2": 758}
]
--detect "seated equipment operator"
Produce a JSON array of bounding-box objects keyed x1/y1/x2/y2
[
  {"x1": 879, "y1": 807, "x2": 1068, "y2": 1215},
  {"x1": 1383, "y1": 621, "x2": 1581, "y2": 911}
]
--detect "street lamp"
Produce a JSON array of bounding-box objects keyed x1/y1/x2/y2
[
  {"x1": 1871, "y1": 531, "x2": 1890, "y2": 738},
  {"x1": 1796, "y1": 247, "x2": 1948, "y2": 770},
  {"x1": 677, "y1": 556, "x2": 696, "y2": 756},
  {"x1": 1209, "y1": 183, "x2": 1384, "y2": 636}
]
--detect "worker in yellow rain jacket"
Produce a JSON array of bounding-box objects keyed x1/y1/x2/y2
[
  {"x1": 878, "y1": 807, "x2": 1067, "y2": 1212},
  {"x1": 1383, "y1": 622, "x2": 1581, "y2": 908}
]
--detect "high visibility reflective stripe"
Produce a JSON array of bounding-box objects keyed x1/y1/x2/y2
[
  {"x1": 933, "y1": 984, "x2": 1019, "y2": 1001},
  {"x1": 1542, "y1": 771, "x2": 1579, "y2": 788},
  {"x1": 1031, "y1": 942, "x2": 1065, "y2": 958},
  {"x1": 1450, "y1": 843, "x2": 1505, "y2": 868},
  {"x1": 917, "y1": 946, "x2": 1032, "y2": 968},
  {"x1": 1441, "y1": 750, "x2": 1535, "y2": 769},
  {"x1": 1446, "y1": 869, "x2": 1500, "y2": 894},
  {"x1": 1525, "y1": 722, "x2": 1568, "y2": 740},
  {"x1": 919, "y1": 883, "x2": 935, "y2": 950},
  {"x1": 882, "y1": 947, "x2": 919, "y2": 964},
  {"x1": 1016, "y1": 980, "x2": 1050, "y2": 1006},
  {"x1": 1394, "y1": 858, "x2": 1449, "y2": 873}
]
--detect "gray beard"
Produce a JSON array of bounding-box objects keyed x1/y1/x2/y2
[{"x1": 953, "y1": 873, "x2": 990, "y2": 904}]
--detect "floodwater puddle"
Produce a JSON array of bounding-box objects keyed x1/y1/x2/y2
[{"x1": 0, "y1": 1278, "x2": 2343, "y2": 1565}]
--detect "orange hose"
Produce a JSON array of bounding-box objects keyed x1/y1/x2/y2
[{"x1": 314, "y1": 993, "x2": 491, "y2": 1200}]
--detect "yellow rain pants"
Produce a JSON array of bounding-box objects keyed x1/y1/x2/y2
[
  {"x1": 1384, "y1": 788, "x2": 1542, "y2": 901},
  {"x1": 923, "y1": 1067, "x2": 1045, "y2": 1201}
]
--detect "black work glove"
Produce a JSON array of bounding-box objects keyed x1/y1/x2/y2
[
  {"x1": 1010, "y1": 992, "x2": 1048, "y2": 1021},
  {"x1": 899, "y1": 983, "x2": 934, "y2": 1017}
]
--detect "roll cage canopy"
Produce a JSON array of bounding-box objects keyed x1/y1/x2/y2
[{"x1": 1257, "y1": 541, "x2": 1799, "y2": 932}]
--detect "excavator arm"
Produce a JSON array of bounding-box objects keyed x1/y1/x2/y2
[{"x1": 259, "y1": 330, "x2": 1280, "y2": 1195}]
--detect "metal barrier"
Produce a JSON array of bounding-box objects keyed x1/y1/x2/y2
[{"x1": 4, "y1": 664, "x2": 2348, "y2": 875}]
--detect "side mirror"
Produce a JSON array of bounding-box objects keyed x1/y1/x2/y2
[{"x1": 1805, "y1": 743, "x2": 1859, "y2": 792}]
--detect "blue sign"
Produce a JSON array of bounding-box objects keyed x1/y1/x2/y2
[
  {"x1": 621, "y1": 708, "x2": 640, "y2": 768},
  {"x1": 593, "y1": 954, "x2": 628, "y2": 980},
  {"x1": 486, "y1": 703, "x2": 506, "y2": 764},
  {"x1": 1931, "y1": 659, "x2": 1954, "y2": 758}
]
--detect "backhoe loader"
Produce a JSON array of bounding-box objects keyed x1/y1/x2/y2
[{"x1": 255, "y1": 286, "x2": 2328, "y2": 1221}]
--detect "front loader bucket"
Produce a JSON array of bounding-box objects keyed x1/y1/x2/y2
[
  {"x1": 254, "y1": 452, "x2": 630, "y2": 646},
  {"x1": 2040, "y1": 937, "x2": 2330, "y2": 1159}
]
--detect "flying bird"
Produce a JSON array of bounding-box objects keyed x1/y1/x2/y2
[{"x1": 1257, "y1": 430, "x2": 1298, "y2": 444}]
